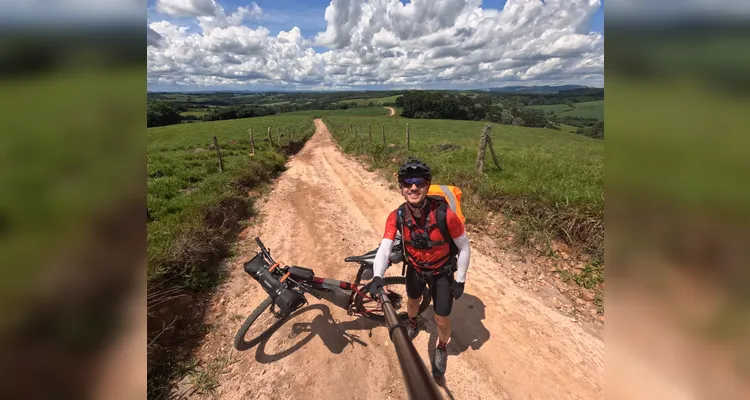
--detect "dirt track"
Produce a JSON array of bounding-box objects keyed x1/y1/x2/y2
[
  {"x1": 191, "y1": 119, "x2": 603, "y2": 400},
  {"x1": 386, "y1": 107, "x2": 396, "y2": 116}
]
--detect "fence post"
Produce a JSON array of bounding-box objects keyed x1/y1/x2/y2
[
  {"x1": 486, "y1": 129, "x2": 502, "y2": 170},
  {"x1": 406, "y1": 123, "x2": 410, "y2": 150},
  {"x1": 213, "y1": 135, "x2": 224, "y2": 172},
  {"x1": 249, "y1": 128, "x2": 255, "y2": 154},
  {"x1": 369, "y1": 124, "x2": 372, "y2": 142},
  {"x1": 382, "y1": 125, "x2": 386, "y2": 145},
  {"x1": 268, "y1": 126, "x2": 273, "y2": 147},
  {"x1": 475, "y1": 124, "x2": 490, "y2": 173}
]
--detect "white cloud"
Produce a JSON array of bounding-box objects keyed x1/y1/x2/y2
[
  {"x1": 156, "y1": 0, "x2": 220, "y2": 18},
  {"x1": 148, "y1": 0, "x2": 604, "y2": 89}
]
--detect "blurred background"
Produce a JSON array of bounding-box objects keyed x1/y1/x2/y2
[
  {"x1": 607, "y1": 0, "x2": 750, "y2": 398},
  {"x1": 0, "y1": 0, "x2": 145, "y2": 398}
]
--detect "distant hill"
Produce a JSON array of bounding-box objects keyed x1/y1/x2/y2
[{"x1": 487, "y1": 85, "x2": 594, "y2": 94}]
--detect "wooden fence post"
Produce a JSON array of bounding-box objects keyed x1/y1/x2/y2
[
  {"x1": 249, "y1": 128, "x2": 255, "y2": 154},
  {"x1": 213, "y1": 135, "x2": 224, "y2": 172},
  {"x1": 475, "y1": 124, "x2": 490, "y2": 173},
  {"x1": 382, "y1": 125, "x2": 386, "y2": 145},
  {"x1": 486, "y1": 129, "x2": 502, "y2": 170},
  {"x1": 268, "y1": 126, "x2": 273, "y2": 147},
  {"x1": 406, "y1": 123, "x2": 410, "y2": 150},
  {"x1": 369, "y1": 124, "x2": 372, "y2": 142}
]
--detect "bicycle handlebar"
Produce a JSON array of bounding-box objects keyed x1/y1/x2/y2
[
  {"x1": 255, "y1": 237, "x2": 276, "y2": 265},
  {"x1": 378, "y1": 287, "x2": 443, "y2": 400}
]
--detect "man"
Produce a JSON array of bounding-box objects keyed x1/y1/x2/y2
[{"x1": 369, "y1": 158, "x2": 471, "y2": 378}]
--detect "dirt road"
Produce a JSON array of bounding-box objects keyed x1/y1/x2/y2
[
  {"x1": 386, "y1": 107, "x2": 396, "y2": 116},
  {"x1": 192, "y1": 119, "x2": 603, "y2": 400}
]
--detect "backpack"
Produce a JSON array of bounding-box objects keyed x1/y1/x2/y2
[{"x1": 395, "y1": 185, "x2": 464, "y2": 273}]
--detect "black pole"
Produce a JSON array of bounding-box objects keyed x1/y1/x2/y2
[{"x1": 379, "y1": 288, "x2": 443, "y2": 400}]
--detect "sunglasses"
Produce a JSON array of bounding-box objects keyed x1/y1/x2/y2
[{"x1": 400, "y1": 177, "x2": 429, "y2": 188}]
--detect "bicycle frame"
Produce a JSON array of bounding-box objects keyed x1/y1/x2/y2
[{"x1": 250, "y1": 236, "x2": 386, "y2": 318}]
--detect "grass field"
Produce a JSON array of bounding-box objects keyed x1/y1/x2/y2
[
  {"x1": 148, "y1": 115, "x2": 315, "y2": 283},
  {"x1": 527, "y1": 100, "x2": 604, "y2": 120},
  {"x1": 281, "y1": 106, "x2": 391, "y2": 117},
  {"x1": 147, "y1": 114, "x2": 315, "y2": 397},
  {"x1": 323, "y1": 113, "x2": 604, "y2": 261},
  {"x1": 527, "y1": 103, "x2": 574, "y2": 113},
  {"x1": 181, "y1": 109, "x2": 210, "y2": 117},
  {"x1": 338, "y1": 95, "x2": 401, "y2": 105}
]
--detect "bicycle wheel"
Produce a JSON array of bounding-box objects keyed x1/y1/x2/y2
[
  {"x1": 354, "y1": 276, "x2": 431, "y2": 323},
  {"x1": 233, "y1": 296, "x2": 291, "y2": 351}
]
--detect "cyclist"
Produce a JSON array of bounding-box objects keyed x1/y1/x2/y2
[{"x1": 369, "y1": 158, "x2": 471, "y2": 378}]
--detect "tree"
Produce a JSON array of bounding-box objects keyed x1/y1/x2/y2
[{"x1": 147, "y1": 101, "x2": 182, "y2": 127}]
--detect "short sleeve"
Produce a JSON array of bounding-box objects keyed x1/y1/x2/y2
[
  {"x1": 383, "y1": 210, "x2": 398, "y2": 240},
  {"x1": 446, "y1": 209, "x2": 465, "y2": 239}
]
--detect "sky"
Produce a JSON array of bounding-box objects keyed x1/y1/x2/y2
[{"x1": 147, "y1": 0, "x2": 606, "y2": 92}]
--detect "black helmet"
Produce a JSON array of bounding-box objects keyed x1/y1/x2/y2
[{"x1": 398, "y1": 157, "x2": 432, "y2": 182}]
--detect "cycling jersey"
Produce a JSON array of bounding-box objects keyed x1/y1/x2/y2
[{"x1": 383, "y1": 201, "x2": 465, "y2": 271}]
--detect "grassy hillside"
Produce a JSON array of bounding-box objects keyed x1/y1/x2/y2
[
  {"x1": 322, "y1": 113, "x2": 604, "y2": 262},
  {"x1": 526, "y1": 103, "x2": 574, "y2": 113},
  {"x1": 559, "y1": 100, "x2": 604, "y2": 119},
  {"x1": 180, "y1": 109, "x2": 210, "y2": 117},
  {"x1": 528, "y1": 100, "x2": 604, "y2": 120},
  {"x1": 281, "y1": 106, "x2": 391, "y2": 117},
  {"x1": 147, "y1": 115, "x2": 315, "y2": 398},
  {"x1": 338, "y1": 95, "x2": 401, "y2": 105}
]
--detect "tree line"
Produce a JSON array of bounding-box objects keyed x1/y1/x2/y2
[{"x1": 394, "y1": 90, "x2": 603, "y2": 139}]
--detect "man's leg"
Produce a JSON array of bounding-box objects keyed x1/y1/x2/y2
[
  {"x1": 407, "y1": 296, "x2": 422, "y2": 319},
  {"x1": 431, "y1": 272, "x2": 455, "y2": 377},
  {"x1": 404, "y1": 266, "x2": 426, "y2": 340},
  {"x1": 434, "y1": 314, "x2": 452, "y2": 343}
]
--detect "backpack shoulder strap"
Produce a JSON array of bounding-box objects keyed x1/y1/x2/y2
[
  {"x1": 396, "y1": 203, "x2": 407, "y2": 275},
  {"x1": 434, "y1": 201, "x2": 459, "y2": 260}
]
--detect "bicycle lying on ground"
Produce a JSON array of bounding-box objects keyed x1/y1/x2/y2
[{"x1": 233, "y1": 236, "x2": 431, "y2": 350}]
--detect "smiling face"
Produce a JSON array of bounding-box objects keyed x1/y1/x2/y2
[{"x1": 400, "y1": 176, "x2": 429, "y2": 206}]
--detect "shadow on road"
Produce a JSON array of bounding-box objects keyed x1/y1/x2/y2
[
  {"x1": 420, "y1": 292, "x2": 491, "y2": 375},
  {"x1": 234, "y1": 303, "x2": 384, "y2": 364}
]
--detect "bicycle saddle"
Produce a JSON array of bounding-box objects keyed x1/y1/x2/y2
[{"x1": 344, "y1": 248, "x2": 378, "y2": 263}]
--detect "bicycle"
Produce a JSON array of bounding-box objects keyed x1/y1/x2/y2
[{"x1": 233, "y1": 236, "x2": 432, "y2": 350}]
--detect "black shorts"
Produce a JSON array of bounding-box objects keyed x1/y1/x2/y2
[{"x1": 405, "y1": 264, "x2": 454, "y2": 317}]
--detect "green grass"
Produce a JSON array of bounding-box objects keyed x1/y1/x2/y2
[
  {"x1": 181, "y1": 109, "x2": 209, "y2": 117},
  {"x1": 527, "y1": 100, "x2": 604, "y2": 120},
  {"x1": 527, "y1": 103, "x2": 575, "y2": 113},
  {"x1": 280, "y1": 106, "x2": 390, "y2": 117},
  {"x1": 338, "y1": 95, "x2": 402, "y2": 105},
  {"x1": 148, "y1": 115, "x2": 315, "y2": 284},
  {"x1": 322, "y1": 113, "x2": 604, "y2": 261}
]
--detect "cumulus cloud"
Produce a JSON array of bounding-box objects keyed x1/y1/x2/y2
[
  {"x1": 148, "y1": 0, "x2": 604, "y2": 89},
  {"x1": 156, "y1": 0, "x2": 220, "y2": 18},
  {"x1": 147, "y1": 27, "x2": 165, "y2": 48}
]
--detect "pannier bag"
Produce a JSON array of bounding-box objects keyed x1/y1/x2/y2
[{"x1": 243, "y1": 253, "x2": 305, "y2": 314}]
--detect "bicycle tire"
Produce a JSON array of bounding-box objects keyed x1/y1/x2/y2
[
  {"x1": 233, "y1": 296, "x2": 291, "y2": 351},
  {"x1": 354, "y1": 276, "x2": 431, "y2": 323}
]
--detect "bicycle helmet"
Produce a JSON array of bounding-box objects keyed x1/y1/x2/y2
[{"x1": 398, "y1": 157, "x2": 432, "y2": 182}]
